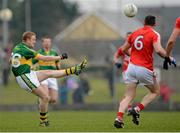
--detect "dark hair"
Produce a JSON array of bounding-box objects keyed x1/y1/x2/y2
[
  {"x1": 22, "y1": 31, "x2": 36, "y2": 41},
  {"x1": 144, "y1": 15, "x2": 156, "y2": 26},
  {"x1": 41, "y1": 36, "x2": 51, "y2": 42}
]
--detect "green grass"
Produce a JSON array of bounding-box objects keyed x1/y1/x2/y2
[
  {"x1": 0, "y1": 75, "x2": 180, "y2": 105},
  {"x1": 0, "y1": 76, "x2": 37, "y2": 105},
  {"x1": 0, "y1": 111, "x2": 180, "y2": 132},
  {"x1": 85, "y1": 79, "x2": 150, "y2": 103},
  {"x1": 0, "y1": 77, "x2": 149, "y2": 105}
]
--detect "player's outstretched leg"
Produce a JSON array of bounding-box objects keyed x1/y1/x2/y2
[
  {"x1": 75, "y1": 58, "x2": 87, "y2": 75},
  {"x1": 36, "y1": 59, "x2": 88, "y2": 82},
  {"x1": 65, "y1": 59, "x2": 87, "y2": 76}
]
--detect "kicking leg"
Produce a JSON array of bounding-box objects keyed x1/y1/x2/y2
[{"x1": 36, "y1": 59, "x2": 87, "y2": 82}]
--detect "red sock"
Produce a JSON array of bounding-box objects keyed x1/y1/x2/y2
[
  {"x1": 135, "y1": 103, "x2": 144, "y2": 112},
  {"x1": 117, "y1": 112, "x2": 124, "y2": 120}
]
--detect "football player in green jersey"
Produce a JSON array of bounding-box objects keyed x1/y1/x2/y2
[
  {"x1": 11, "y1": 31, "x2": 87, "y2": 127},
  {"x1": 34, "y1": 36, "x2": 64, "y2": 104}
]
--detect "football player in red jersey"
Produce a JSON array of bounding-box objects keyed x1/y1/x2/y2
[
  {"x1": 114, "y1": 32, "x2": 133, "y2": 114},
  {"x1": 114, "y1": 15, "x2": 175, "y2": 128},
  {"x1": 164, "y1": 17, "x2": 180, "y2": 69},
  {"x1": 114, "y1": 32, "x2": 131, "y2": 79}
]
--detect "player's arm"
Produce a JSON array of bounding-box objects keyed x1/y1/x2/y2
[
  {"x1": 113, "y1": 42, "x2": 130, "y2": 69},
  {"x1": 166, "y1": 28, "x2": 180, "y2": 57},
  {"x1": 35, "y1": 52, "x2": 68, "y2": 61},
  {"x1": 114, "y1": 41, "x2": 130, "y2": 63},
  {"x1": 126, "y1": 49, "x2": 131, "y2": 56},
  {"x1": 55, "y1": 61, "x2": 60, "y2": 70},
  {"x1": 153, "y1": 40, "x2": 166, "y2": 58},
  {"x1": 54, "y1": 52, "x2": 61, "y2": 70},
  {"x1": 153, "y1": 32, "x2": 167, "y2": 58},
  {"x1": 153, "y1": 35, "x2": 176, "y2": 70},
  {"x1": 121, "y1": 41, "x2": 131, "y2": 54},
  {"x1": 114, "y1": 48, "x2": 123, "y2": 68},
  {"x1": 36, "y1": 54, "x2": 61, "y2": 61},
  {"x1": 114, "y1": 49, "x2": 121, "y2": 63}
]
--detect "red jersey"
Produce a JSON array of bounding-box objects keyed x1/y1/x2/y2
[
  {"x1": 128, "y1": 26, "x2": 159, "y2": 71},
  {"x1": 175, "y1": 17, "x2": 180, "y2": 29},
  {"x1": 116, "y1": 48, "x2": 130, "y2": 72}
]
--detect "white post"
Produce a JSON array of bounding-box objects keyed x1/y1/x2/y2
[
  {"x1": 2, "y1": 0, "x2": 8, "y2": 48},
  {"x1": 0, "y1": 0, "x2": 12, "y2": 85},
  {"x1": 25, "y1": 0, "x2": 31, "y2": 31}
]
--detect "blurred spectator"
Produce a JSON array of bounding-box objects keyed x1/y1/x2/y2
[
  {"x1": 59, "y1": 79, "x2": 68, "y2": 105},
  {"x1": 104, "y1": 56, "x2": 114, "y2": 98},
  {"x1": 67, "y1": 76, "x2": 79, "y2": 90},
  {"x1": 72, "y1": 85, "x2": 84, "y2": 104},
  {"x1": 2, "y1": 44, "x2": 12, "y2": 86},
  {"x1": 66, "y1": 75, "x2": 90, "y2": 104},
  {"x1": 67, "y1": 76, "x2": 84, "y2": 104},
  {"x1": 79, "y1": 73, "x2": 91, "y2": 96},
  {"x1": 159, "y1": 82, "x2": 173, "y2": 102}
]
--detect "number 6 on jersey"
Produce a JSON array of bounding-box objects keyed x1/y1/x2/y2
[
  {"x1": 134, "y1": 35, "x2": 143, "y2": 50},
  {"x1": 11, "y1": 53, "x2": 21, "y2": 68}
]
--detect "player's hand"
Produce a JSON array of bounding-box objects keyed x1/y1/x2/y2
[
  {"x1": 163, "y1": 57, "x2": 171, "y2": 70},
  {"x1": 60, "y1": 53, "x2": 68, "y2": 60},
  {"x1": 115, "y1": 62, "x2": 122, "y2": 69},
  {"x1": 163, "y1": 57, "x2": 176, "y2": 70},
  {"x1": 170, "y1": 57, "x2": 177, "y2": 67}
]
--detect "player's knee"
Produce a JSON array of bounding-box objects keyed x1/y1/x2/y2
[
  {"x1": 151, "y1": 89, "x2": 160, "y2": 96},
  {"x1": 50, "y1": 99, "x2": 57, "y2": 104},
  {"x1": 42, "y1": 95, "x2": 50, "y2": 103},
  {"x1": 128, "y1": 95, "x2": 135, "y2": 101},
  {"x1": 155, "y1": 89, "x2": 160, "y2": 96},
  {"x1": 122, "y1": 95, "x2": 134, "y2": 101},
  {"x1": 49, "y1": 97, "x2": 58, "y2": 104},
  {"x1": 129, "y1": 93, "x2": 136, "y2": 99}
]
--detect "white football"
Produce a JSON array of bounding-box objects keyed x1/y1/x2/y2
[{"x1": 123, "y1": 3, "x2": 138, "y2": 18}]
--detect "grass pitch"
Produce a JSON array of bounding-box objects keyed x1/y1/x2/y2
[
  {"x1": 1, "y1": 77, "x2": 180, "y2": 105},
  {"x1": 0, "y1": 111, "x2": 180, "y2": 132}
]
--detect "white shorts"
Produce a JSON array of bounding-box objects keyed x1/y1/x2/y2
[
  {"x1": 16, "y1": 70, "x2": 40, "y2": 92},
  {"x1": 41, "y1": 78, "x2": 58, "y2": 90},
  {"x1": 124, "y1": 63, "x2": 156, "y2": 85}
]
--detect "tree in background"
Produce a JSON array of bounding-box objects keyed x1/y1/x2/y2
[
  {"x1": 2, "y1": 0, "x2": 79, "y2": 43},
  {"x1": 31, "y1": 0, "x2": 79, "y2": 38}
]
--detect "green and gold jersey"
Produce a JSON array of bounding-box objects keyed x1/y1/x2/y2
[
  {"x1": 11, "y1": 42, "x2": 39, "y2": 77},
  {"x1": 33, "y1": 48, "x2": 59, "y2": 70}
]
